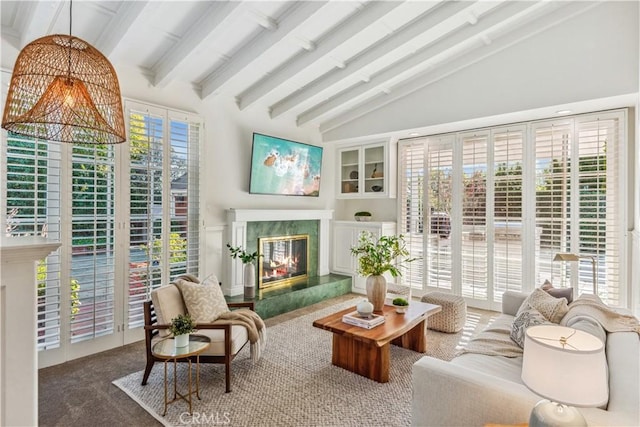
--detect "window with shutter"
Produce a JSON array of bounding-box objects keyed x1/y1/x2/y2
[
  {"x1": 2, "y1": 96, "x2": 201, "y2": 363},
  {"x1": 125, "y1": 103, "x2": 201, "y2": 329},
  {"x1": 398, "y1": 110, "x2": 628, "y2": 309}
]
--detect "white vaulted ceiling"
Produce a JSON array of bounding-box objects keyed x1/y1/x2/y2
[{"x1": 1, "y1": 1, "x2": 605, "y2": 137}]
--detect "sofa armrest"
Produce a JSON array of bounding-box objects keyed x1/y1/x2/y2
[
  {"x1": 502, "y1": 291, "x2": 529, "y2": 316},
  {"x1": 411, "y1": 356, "x2": 538, "y2": 427}
]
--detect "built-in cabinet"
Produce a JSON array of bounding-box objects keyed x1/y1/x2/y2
[
  {"x1": 331, "y1": 221, "x2": 397, "y2": 293},
  {"x1": 337, "y1": 140, "x2": 396, "y2": 199}
]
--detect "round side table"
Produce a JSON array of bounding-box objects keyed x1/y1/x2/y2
[{"x1": 151, "y1": 334, "x2": 211, "y2": 416}]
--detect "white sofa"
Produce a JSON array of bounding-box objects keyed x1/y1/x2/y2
[{"x1": 412, "y1": 291, "x2": 640, "y2": 426}]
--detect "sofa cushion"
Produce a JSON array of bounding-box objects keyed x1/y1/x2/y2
[
  {"x1": 452, "y1": 353, "x2": 524, "y2": 384},
  {"x1": 511, "y1": 307, "x2": 552, "y2": 348},
  {"x1": 151, "y1": 284, "x2": 187, "y2": 337},
  {"x1": 517, "y1": 287, "x2": 569, "y2": 323},
  {"x1": 566, "y1": 315, "x2": 607, "y2": 344},
  {"x1": 175, "y1": 278, "x2": 229, "y2": 323}
]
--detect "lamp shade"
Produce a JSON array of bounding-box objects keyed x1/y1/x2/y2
[
  {"x1": 553, "y1": 253, "x2": 580, "y2": 262},
  {"x1": 2, "y1": 34, "x2": 125, "y2": 144},
  {"x1": 522, "y1": 325, "x2": 608, "y2": 407}
]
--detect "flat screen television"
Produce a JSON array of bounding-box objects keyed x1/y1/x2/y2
[{"x1": 249, "y1": 133, "x2": 323, "y2": 197}]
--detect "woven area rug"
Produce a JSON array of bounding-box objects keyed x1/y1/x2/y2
[{"x1": 113, "y1": 297, "x2": 496, "y2": 427}]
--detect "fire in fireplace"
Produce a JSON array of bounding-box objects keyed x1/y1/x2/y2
[{"x1": 258, "y1": 234, "x2": 309, "y2": 289}]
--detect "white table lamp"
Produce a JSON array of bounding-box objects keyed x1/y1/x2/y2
[{"x1": 521, "y1": 325, "x2": 608, "y2": 427}]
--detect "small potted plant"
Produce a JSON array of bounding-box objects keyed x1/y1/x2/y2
[
  {"x1": 227, "y1": 243, "x2": 261, "y2": 298},
  {"x1": 350, "y1": 231, "x2": 418, "y2": 312},
  {"x1": 354, "y1": 211, "x2": 372, "y2": 222},
  {"x1": 169, "y1": 313, "x2": 195, "y2": 348},
  {"x1": 392, "y1": 297, "x2": 409, "y2": 314}
]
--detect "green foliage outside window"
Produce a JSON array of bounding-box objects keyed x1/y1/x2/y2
[
  {"x1": 140, "y1": 232, "x2": 188, "y2": 264},
  {"x1": 37, "y1": 260, "x2": 80, "y2": 320}
]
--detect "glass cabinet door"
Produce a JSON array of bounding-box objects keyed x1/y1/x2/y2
[
  {"x1": 340, "y1": 149, "x2": 359, "y2": 195},
  {"x1": 363, "y1": 145, "x2": 384, "y2": 194}
]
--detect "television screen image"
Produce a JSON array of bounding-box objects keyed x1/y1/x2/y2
[{"x1": 250, "y1": 133, "x2": 323, "y2": 197}]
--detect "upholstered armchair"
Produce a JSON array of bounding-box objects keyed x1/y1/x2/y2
[{"x1": 142, "y1": 276, "x2": 257, "y2": 392}]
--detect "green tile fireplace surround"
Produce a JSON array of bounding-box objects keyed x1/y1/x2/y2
[
  {"x1": 226, "y1": 217, "x2": 351, "y2": 318},
  {"x1": 226, "y1": 273, "x2": 352, "y2": 319}
]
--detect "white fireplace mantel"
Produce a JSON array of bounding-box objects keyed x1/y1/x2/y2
[
  {"x1": 226, "y1": 209, "x2": 333, "y2": 296},
  {"x1": 1, "y1": 236, "x2": 61, "y2": 426}
]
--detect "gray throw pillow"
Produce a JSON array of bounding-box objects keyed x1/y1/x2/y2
[
  {"x1": 540, "y1": 280, "x2": 574, "y2": 304},
  {"x1": 510, "y1": 307, "x2": 552, "y2": 348}
]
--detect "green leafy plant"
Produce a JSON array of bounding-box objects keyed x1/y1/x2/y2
[
  {"x1": 354, "y1": 211, "x2": 371, "y2": 217},
  {"x1": 169, "y1": 313, "x2": 195, "y2": 336},
  {"x1": 350, "y1": 231, "x2": 418, "y2": 277},
  {"x1": 392, "y1": 297, "x2": 409, "y2": 306},
  {"x1": 227, "y1": 243, "x2": 260, "y2": 264}
]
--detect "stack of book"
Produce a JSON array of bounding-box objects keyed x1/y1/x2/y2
[{"x1": 342, "y1": 311, "x2": 385, "y2": 329}]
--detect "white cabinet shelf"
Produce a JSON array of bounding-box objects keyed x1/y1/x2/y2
[
  {"x1": 331, "y1": 221, "x2": 396, "y2": 293},
  {"x1": 336, "y1": 140, "x2": 396, "y2": 199}
]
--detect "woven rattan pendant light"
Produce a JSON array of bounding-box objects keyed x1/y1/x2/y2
[{"x1": 1, "y1": 1, "x2": 125, "y2": 144}]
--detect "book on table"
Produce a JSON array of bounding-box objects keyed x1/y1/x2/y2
[{"x1": 342, "y1": 311, "x2": 385, "y2": 329}]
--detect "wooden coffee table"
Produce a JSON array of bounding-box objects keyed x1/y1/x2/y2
[{"x1": 312, "y1": 301, "x2": 441, "y2": 383}]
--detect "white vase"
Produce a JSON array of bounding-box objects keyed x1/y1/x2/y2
[
  {"x1": 366, "y1": 275, "x2": 387, "y2": 312},
  {"x1": 244, "y1": 262, "x2": 256, "y2": 299},
  {"x1": 174, "y1": 333, "x2": 189, "y2": 348},
  {"x1": 356, "y1": 299, "x2": 374, "y2": 317}
]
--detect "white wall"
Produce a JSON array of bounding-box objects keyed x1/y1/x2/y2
[{"x1": 323, "y1": 1, "x2": 639, "y2": 142}]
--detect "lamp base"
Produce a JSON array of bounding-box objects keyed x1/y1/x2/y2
[{"x1": 529, "y1": 400, "x2": 587, "y2": 427}]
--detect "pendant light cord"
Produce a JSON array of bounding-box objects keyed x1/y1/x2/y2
[{"x1": 67, "y1": 0, "x2": 72, "y2": 80}]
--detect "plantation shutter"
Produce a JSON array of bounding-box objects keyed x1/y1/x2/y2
[
  {"x1": 492, "y1": 128, "x2": 524, "y2": 298},
  {"x1": 126, "y1": 103, "x2": 201, "y2": 329},
  {"x1": 460, "y1": 133, "x2": 489, "y2": 301},
  {"x1": 3, "y1": 135, "x2": 62, "y2": 350},
  {"x1": 69, "y1": 144, "x2": 116, "y2": 342},
  {"x1": 398, "y1": 141, "x2": 425, "y2": 289},
  {"x1": 574, "y1": 116, "x2": 621, "y2": 304},
  {"x1": 127, "y1": 108, "x2": 165, "y2": 328},
  {"x1": 425, "y1": 138, "x2": 454, "y2": 290},
  {"x1": 532, "y1": 121, "x2": 573, "y2": 286},
  {"x1": 168, "y1": 114, "x2": 200, "y2": 278}
]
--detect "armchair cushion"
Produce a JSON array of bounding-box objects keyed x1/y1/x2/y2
[
  {"x1": 175, "y1": 278, "x2": 229, "y2": 323},
  {"x1": 150, "y1": 284, "x2": 186, "y2": 337}
]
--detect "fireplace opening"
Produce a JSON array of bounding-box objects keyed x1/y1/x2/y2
[{"x1": 259, "y1": 234, "x2": 309, "y2": 290}]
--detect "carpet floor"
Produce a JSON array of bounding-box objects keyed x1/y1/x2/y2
[{"x1": 113, "y1": 297, "x2": 497, "y2": 427}]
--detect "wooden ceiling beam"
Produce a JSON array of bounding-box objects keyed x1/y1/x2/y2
[
  {"x1": 269, "y1": 1, "x2": 472, "y2": 119},
  {"x1": 236, "y1": 1, "x2": 402, "y2": 111},
  {"x1": 318, "y1": 1, "x2": 597, "y2": 134},
  {"x1": 152, "y1": 1, "x2": 241, "y2": 88},
  {"x1": 199, "y1": 1, "x2": 327, "y2": 100}
]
